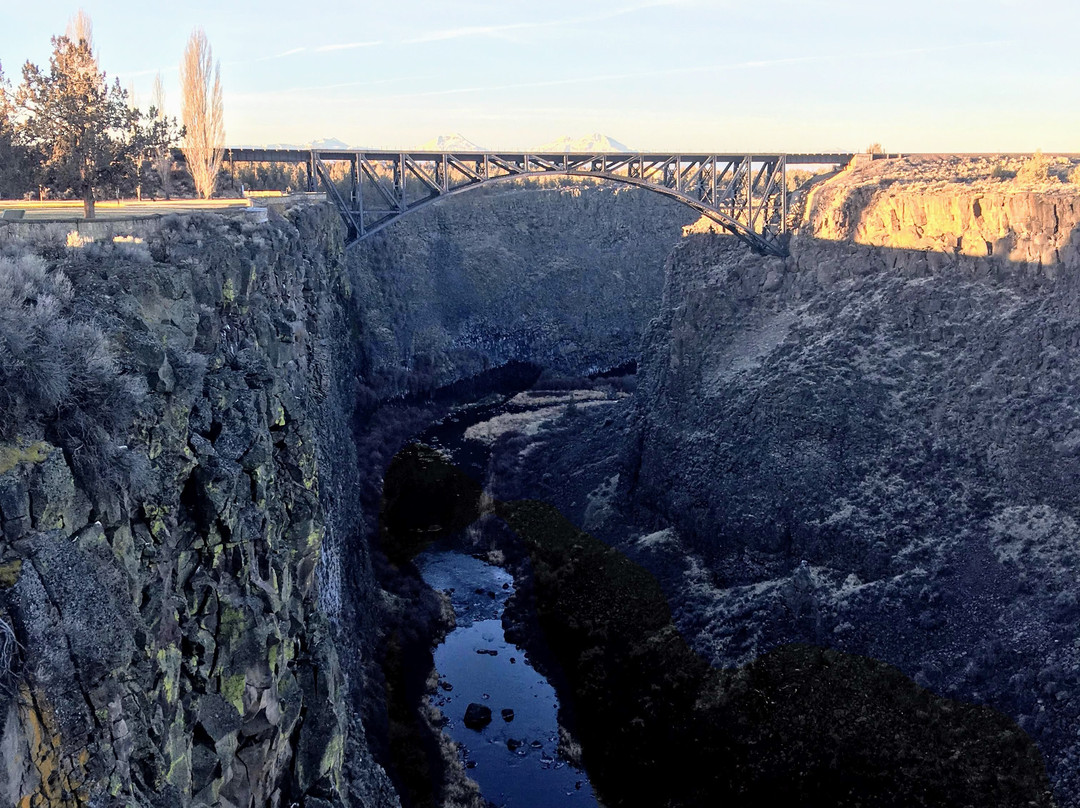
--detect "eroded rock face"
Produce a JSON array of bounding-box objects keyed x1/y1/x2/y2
[
  {"x1": 348, "y1": 181, "x2": 696, "y2": 386},
  {"x1": 0, "y1": 208, "x2": 398, "y2": 808},
  {"x1": 631, "y1": 169, "x2": 1080, "y2": 804},
  {"x1": 0, "y1": 183, "x2": 691, "y2": 808},
  {"x1": 805, "y1": 155, "x2": 1080, "y2": 268}
]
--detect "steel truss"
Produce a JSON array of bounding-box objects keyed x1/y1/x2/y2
[{"x1": 226, "y1": 148, "x2": 854, "y2": 256}]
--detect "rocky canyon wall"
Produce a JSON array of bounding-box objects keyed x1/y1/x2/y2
[
  {"x1": 0, "y1": 180, "x2": 692, "y2": 808},
  {"x1": 0, "y1": 206, "x2": 401, "y2": 808},
  {"x1": 804, "y1": 155, "x2": 1080, "y2": 267},
  {"x1": 347, "y1": 180, "x2": 695, "y2": 388},
  {"x1": 631, "y1": 157, "x2": 1080, "y2": 803}
]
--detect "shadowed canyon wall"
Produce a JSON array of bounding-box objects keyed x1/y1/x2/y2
[
  {"x1": 630, "y1": 160, "x2": 1080, "y2": 803},
  {"x1": 0, "y1": 182, "x2": 693, "y2": 808},
  {"x1": 347, "y1": 181, "x2": 696, "y2": 385},
  {"x1": 3, "y1": 157, "x2": 1077, "y2": 806}
]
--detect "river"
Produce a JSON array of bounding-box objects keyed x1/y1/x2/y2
[{"x1": 412, "y1": 392, "x2": 605, "y2": 807}]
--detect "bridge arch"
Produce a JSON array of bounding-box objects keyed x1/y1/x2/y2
[
  {"x1": 350, "y1": 169, "x2": 775, "y2": 250},
  {"x1": 226, "y1": 148, "x2": 853, "y2": 257}
]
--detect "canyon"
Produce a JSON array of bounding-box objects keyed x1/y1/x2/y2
[{"x1": 0, "y1": 158, "x2": 1078, "y2": 807}]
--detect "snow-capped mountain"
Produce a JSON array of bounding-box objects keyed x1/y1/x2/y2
[
  {"x1": 420, "y1": 133, "x2": 484, "y2": 151},
  {"x1": 264, "y1": 137, "x2": 351, "y2": 150},
  {"x1": 536, "y1": 133, "x2": 631, "y2": 152},
  {"x1": 310, "y1": 137, "x2": 350, "y2": 150}
]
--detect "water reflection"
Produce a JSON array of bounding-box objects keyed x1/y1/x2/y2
[{"x1": 417, "y1": 550, "x2": 598, "y2": 808}]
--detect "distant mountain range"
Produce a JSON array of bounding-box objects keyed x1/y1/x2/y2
[
  {"x1": 262, "y1": 137, "x2": 352, "y2": 150},
  {"x1": 246, "y1": 133, "x2": 634, "y2": 153},
  {"x1": 420, "y1": 133, "x2": 483, "y2": 151},
  {"x1": 536, "y1": 133, "x2": 631, "y2": 152},
  {"x1": 418, "y1": 133, "x2": 631, "y2": 152}
]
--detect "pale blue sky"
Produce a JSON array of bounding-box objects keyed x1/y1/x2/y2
[{"x1": 2, "y1": 1, "x2": 1077, "y2": 152}]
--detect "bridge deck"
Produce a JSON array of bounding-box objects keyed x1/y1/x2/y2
[{"x1": 225, "y1": 147, "x2": 855, "y2": 165}]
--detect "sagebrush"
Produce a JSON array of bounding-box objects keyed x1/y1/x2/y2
[
  {"x1": 0, "y1": 250, "x2": 141, "y2": 478},
  {"x1": 1016, "y1": 150, "x2": 1052, "y2": 183}
]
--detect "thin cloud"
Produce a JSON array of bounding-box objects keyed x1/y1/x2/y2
[
  {"x1": 315, "y1": 40, "x2": 383, "y2": 52},
  {"x1": 366, "y1": 39, "x2": 1009, "y2": 100},
  {"x1": 227, "y1": 41, "x2": 382, "y2": 68},
  {"x1": 403, "y1": 1, "x2": 702, "y2": 44},
  {"x1": 405, "y1": 22, "x2": 543, "y2": 44},
  {"x1": 227, "y1": 47, "x2": 308, "y2": 67},
  {"x1": 226, "y1": 37, "x2": 1006, "y2": 105}
]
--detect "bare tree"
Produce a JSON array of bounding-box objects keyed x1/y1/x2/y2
[
  {"x1": 65, "y1": 8, "x2": 94, "y2": 54},
  {"x1": 180, "y1": 28, "x2": 224, "y2": 199},
  {"x1": 148, "y1": 73, "x2": 182, "y2": 198}
]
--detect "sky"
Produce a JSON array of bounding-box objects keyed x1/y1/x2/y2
[{"x1": 2, "y1": 0, "x2": 1078, "y2": 153}]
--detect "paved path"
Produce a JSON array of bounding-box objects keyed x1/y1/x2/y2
[{"x1": 0, "y1": 198, "x2": 259, "y2": 221}]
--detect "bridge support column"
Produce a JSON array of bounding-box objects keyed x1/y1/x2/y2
[{"x1": 781, "y1": 157, "x2": 788, "y2": 234}]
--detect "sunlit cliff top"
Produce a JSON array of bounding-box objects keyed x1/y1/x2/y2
[{"x1": 837, "y1": 154, "x2": 1080, "y2": 194}]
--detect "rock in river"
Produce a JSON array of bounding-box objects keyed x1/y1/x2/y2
[{"x1": 464, "y1": 703, "x2": 493, "y2": 730}]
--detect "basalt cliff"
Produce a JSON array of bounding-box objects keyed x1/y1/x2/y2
[
  {"x1": 3, "y1": 157, "x2": 1080, "y2": 807},
  {"x1": 0, "y1": 183, "x2": 691, "y2": 808},
  {"x1": 472, "y1": 156, "x2": 1080, "y2": 806},
  {"x1": 634, "y1": 157, "x2": 1080, "y2": 803}
]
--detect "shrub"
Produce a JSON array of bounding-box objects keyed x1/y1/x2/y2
[
  {"x1": 0, "y1": 251, "x2": 142, "y2": 481},
  {"x1": 990, "y1": 163, "x2": 1016, "y2": 180},
  {"x1": 1069, "y1": 165, "x2": 1080, "y2": 186},
  {"x1": 1016, "y1": 150, "x2": 1052, "y2": 184},
  {"x1": 786, "y1": 169, "x2": 815, "y2": 191},
  {"x1": 24, "y1": 225, "x2": 69, "y2": 260}
]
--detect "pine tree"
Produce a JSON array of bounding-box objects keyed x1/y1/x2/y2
[
  {"x1": 0, "y1": 61, "x2": 33, "y2": 199},
  {"x1": 14, "y1": 23, "x2": 139, "y2": 218}
]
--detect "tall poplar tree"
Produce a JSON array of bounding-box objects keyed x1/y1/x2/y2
[
  {"x1": 180, "y1": 28, "x2": 224, "y2": 199},
  {"x1": 147, "y1": 73, "x2": 183, "y2": 199}
]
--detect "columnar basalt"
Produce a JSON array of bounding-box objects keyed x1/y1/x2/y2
[{"x1": 0, "y1": 207, "x2": 397, "y2": 808}]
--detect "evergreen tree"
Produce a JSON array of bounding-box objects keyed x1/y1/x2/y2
[
  {"x1": 0, "y1": 61, "x2": 33, "y2": 199},
  {"x1": 14, "y1": 29, "x2": 140, "y2": 217}
]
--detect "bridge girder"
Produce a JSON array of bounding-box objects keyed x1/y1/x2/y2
[{"x1": 226, "y1": 148, "x2": 855, "y2": 256}]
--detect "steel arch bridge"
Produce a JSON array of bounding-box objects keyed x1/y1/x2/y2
[{"x1": 225, "y1": 148, "x2": 854, "y2": 256}]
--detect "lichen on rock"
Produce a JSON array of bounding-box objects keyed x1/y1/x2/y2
[{"x1": 0, "y1": 205, "x2": 397, "y2": 808}]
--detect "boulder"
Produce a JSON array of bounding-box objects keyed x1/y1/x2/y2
[{"x1": 463, "y1": 703, "x2": 492, "y2": 730}]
